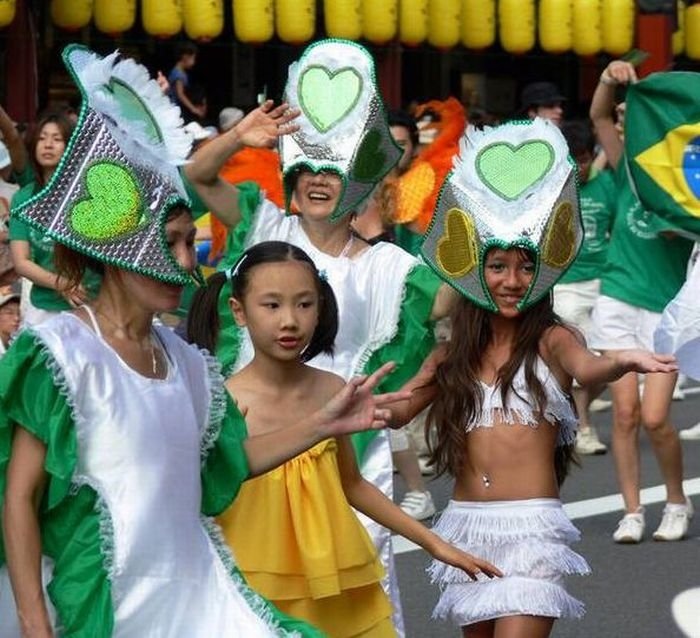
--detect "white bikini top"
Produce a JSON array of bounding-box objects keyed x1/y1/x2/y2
[{"x1": 470, "y1": 356, "x2": 578, "y2": 447}]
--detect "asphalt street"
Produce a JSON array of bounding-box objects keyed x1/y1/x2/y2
[{"x1": 393, "y1": 384, "x2": 700, "y2": 638}]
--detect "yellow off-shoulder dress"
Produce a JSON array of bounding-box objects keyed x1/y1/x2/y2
[{"x1": 218, "y1": 439, "x2": 396, "y2": 638}]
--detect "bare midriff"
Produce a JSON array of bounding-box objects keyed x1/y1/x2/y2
[{"x1": 452, "y1": 418, "x2": 560, "y2": 502}]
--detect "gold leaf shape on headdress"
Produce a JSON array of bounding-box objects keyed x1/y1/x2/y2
[
  {"x1": 436, "y1": 208, "x2": 478, "y2": 277},
  {"x1": 542, "y1": 201, "x2": 576, "y2": 268}
]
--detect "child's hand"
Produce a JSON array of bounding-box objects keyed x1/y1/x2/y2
[
  {"x1": 318, "y1": 362, "x2": 412, "y2": 437},
  {"x1": 234, "y1": 100, "x2": 300, "y2": 148},
  {"x1": 611, "y1": 350, "x2": 678, "y2": 375},
  {"x1": 432, "y1": 541, "x2": 502, "y2": 581}
]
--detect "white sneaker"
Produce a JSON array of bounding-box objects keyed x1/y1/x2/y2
[
  {"x1": 399, "y1": 490, "x2": 436, "y2": 521},
  {"x1": 672, "y1": 384, "x2": 686, "y2": 401},
  {"x1": 575, "y1": 427, "x2": 607, "y2": 455},
  {"x1": 679, "y1": 422, "x2": 700, "y2": 441},
  {"x1": 653, "y1": 498, "x2": 694, "y2": 541},
  {"x1": 417, "y1": 457, "x2": 435, "y2": 475},
  {"x1": 589, "y1": 398, "x2": 612, "y2": 413},
  {"x1": 613, "y1": 509, "x2": 645, "y2": 543}
]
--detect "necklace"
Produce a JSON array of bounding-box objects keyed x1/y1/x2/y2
[{"x1": 91, "y1": 306, "x2": 160, "y2": 376}]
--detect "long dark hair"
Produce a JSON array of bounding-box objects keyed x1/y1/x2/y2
[
  {"x1": 426, "y1": 293, "x2": 578, "y2": 486},
  {"x1": 187, "y1": 241, "x2": 338, "y2": 362},
  {"x1": 27, "y1": 111, "x2": 74, "y2": 188}
]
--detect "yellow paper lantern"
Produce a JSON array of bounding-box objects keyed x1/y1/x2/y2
[
  {"x1": 461, "y1": 0, "x2": 495, "y2": 50},
  {"x1": 572, "y1": 0, "x2": 602, "y2": 56},
  {"x1": 672, "y1": 0, "x2": 685, "y2": 56},
  {"x1": 686, "y1": 3, "x2": 700, "y2": 60},
  {"x1": 277, "y1": 0, "x2": 315, "y2": 44},
  {"x1": 94, "y1": 0, "x2": 136, "y2": 36},
  {"x1": 363, "y1": 0, "x2": 398, "y2": 44},
  {"x1": 51, "y1": 0, "x2": 93, "y2": 31},
  {"x1": 539, "y1": 0, "x2": 573, "y2": 54},
  {"x1": 183, "y1": 0, "x2": 223, "y2": 41},
  {"x1": 428, "y1": 0, "x2": 461, "y2": 49},
  {"x1": 324, "y1": 0, "x2": 362, "y2": 40},
  {"x1": 233, "y1": 0, "x2": 274, "y2": 44},
  {"x1": 499, "y1": 0, "x2": 535, "y2": 54},
  {"x1": 0, "y1": 0, "x2": 17, "y2": 28},
  {"x1": 142, "y1": 0, "x2": 182, "y2": 38},
  {"x1": 602, "y1": 0, "x2": 634, "y2": 56},
  {"x1": 399, "y1": 0, "x2": 428, "y2": 46}
]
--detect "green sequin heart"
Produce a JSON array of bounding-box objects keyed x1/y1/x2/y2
[
  {"x1": 476, "y1": 141, "x2": 554, "y2": 201},
  {"x1": 70, "y1": 162, "x2": 144, "y2": 241},
  {"x1": 352, "y1": 129, "x2": 387, "y2": 182},
  {"x1": 299, "y1": 66, "x2": 362, "y2": 133}
]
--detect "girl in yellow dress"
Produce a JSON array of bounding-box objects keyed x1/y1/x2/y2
[{"x1": 188, "y1": 240, "x2": 501, "y2": 638}]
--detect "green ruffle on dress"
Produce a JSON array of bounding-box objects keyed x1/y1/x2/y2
[{"x1": 0, "y1": 330, "x2": 325, "y2": 638}]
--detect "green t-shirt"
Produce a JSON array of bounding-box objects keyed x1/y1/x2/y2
[
  {"x1": 561, "y1": 170, "x2": 616, "y2": 284},
  {"x1": 10, "y1": 183, "x2": 101, "y2": 311},
  {"x1": 599, "y1": 161, "x2": 693, "y2": 312}
]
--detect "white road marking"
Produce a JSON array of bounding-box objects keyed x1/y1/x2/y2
[
  {"x1": 671, "y1": 587, "x2": 700, "y2": 638},
  {"x1": 392, "y1": 477, "x2": 700, "y2": 555}
]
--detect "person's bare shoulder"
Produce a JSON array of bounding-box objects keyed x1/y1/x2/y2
[{"x1": 311, "y1": 368, "x2": 346, "y2": 402}]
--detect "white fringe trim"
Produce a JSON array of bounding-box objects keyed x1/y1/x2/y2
[
  {"x1": 201, "y1": 517, "x2": 301, "y2": 638},
  {"x1": 426, "y1": 499, "x2": 589, "y2": 624},
  {"x1": 471, "y1": 361, "x2": 578, "y2": 447},
  {"x1": 433, "y1": 576, "x2": 586, "y2": 624},
  {"x1": 200, "y1": 349, "x2": 228, "y2": 467}
]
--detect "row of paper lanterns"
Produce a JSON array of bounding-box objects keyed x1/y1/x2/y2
[{"x1": 0, "y1": 1, "x2": 698, "y2": 59}]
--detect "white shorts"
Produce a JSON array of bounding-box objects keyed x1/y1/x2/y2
[
  {"x1": 553, "y1": 279, "x2": 600, "y2": 340},
  {"x1": 589, "y1": 295, "x2": 661, "y2": 351},
  {"x1": 427, "y1": 499, "x2": 589, "y2": 627}
]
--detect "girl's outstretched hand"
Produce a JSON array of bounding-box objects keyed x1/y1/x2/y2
[
  {"x1": 234, "y1": 100, "x2": 300, "y2": 148},
  {"x1": 317, "y1": 362, "x2": 412, "y2": 437},
  {"x1": 611, "y1": 350, "x2": 678, "y2": 375},
  {"x1": 432, "y1": 541, "x2": 503, "y2": 581}
]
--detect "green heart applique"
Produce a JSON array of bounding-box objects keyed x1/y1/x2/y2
[
  {"x1": 476, "y1": 141, "x2": 554, "y2": 201},
  {"x1": 436, "y1": 208, "x2": 478, "y2": 278},
  {"x1": 299, "y1": 66, "x2": 362, "y2": 133},
  {"x1": 352, "y1": 129, "x2": 387, "y2": 182},
  {"x1": 70, "y1": 162, "x2": 145, "y2": 241},
  {"x1": 105, "y1": 78, "x2": 163, "y2": 145}
]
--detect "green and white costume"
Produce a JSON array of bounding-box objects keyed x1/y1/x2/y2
[{"x1": 0, "y1": 45, "x2": 321, "y2": 637}]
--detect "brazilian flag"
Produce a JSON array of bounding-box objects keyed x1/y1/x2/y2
[{"x1": 625, "y1": 71, "x2": 700, "y2": 239}]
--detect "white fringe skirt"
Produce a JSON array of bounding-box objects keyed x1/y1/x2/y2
[{"x1": 427, "y1": 498, "x2": 590, "y2": 627}]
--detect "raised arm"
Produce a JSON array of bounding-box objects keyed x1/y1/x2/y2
[
  {"x1": 590, "y1": 60, "x2": 637, "y2": 171},
  {"x1": 548, "y1": 325, "x2": 677, "y2": 388},
  {"x1": 3, "y1": 428, "x2": 53, "y2": 638},
  {"x1": 0, "y1": 103, "x2": 27, "y2": 176},
  {"x1": 184, "y1": 101, "x2": 300, "y2": 229}
]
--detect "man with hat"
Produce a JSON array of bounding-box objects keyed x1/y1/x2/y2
[{"x1": 520, "y1": 81, "x2": 566, "y2": 127}]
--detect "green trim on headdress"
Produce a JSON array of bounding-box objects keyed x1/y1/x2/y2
[
  {"x1": 280, "y1": 39, "x2": 402, "y2": 222},
  {"x1": 421, "y1": 118, "x2": 583, "y2": 312},
  {"x1": 12, "y1": 45, "x2": 194, "y2": 286}
]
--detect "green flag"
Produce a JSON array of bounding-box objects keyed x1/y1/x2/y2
[{"x1": 625, "y1": 71, "x2": 700, "y2": 239}]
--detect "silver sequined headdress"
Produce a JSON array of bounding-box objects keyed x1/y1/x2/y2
[
  {"x1": 13, "y1": 45, "x2": 193, "y2": 285},
  {"x1": 421, "y1": 118, "x2": 583, "y2": 312},
  {"x1": 280, "y1": 39, "x2": 402, "y2": 222}
]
